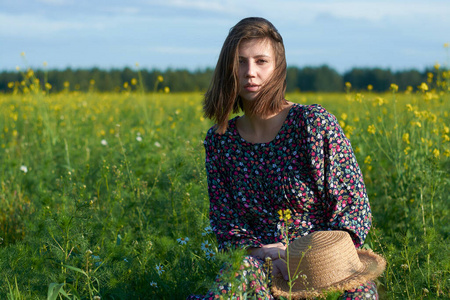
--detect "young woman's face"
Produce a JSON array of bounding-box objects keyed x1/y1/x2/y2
[{"x1": 238, "y1": 38, "x2": 276, "y2": 103}]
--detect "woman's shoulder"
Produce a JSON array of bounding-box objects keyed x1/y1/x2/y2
[
  {"x1": 289, "y1": 103, "x2": 335, "y2": 124},
  {"x1": 204, "y1": 117, "x2": 239, "y2": 145}
]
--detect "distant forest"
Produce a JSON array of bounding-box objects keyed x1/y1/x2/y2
[{"x1": 0, "y1": 65, "x2": 439, "y2": 93}]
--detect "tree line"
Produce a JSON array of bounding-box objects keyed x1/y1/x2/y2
[{"x1": 0, "y1": 65, "x2": 437, "y2": 93}]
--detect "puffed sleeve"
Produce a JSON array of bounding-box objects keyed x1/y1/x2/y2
[
  {"x1": 305, "y1": 105, "x2": 372, "y2": 248},
  {"x1": 204, "y1": 128, "x2": 263, "y2": 251}
]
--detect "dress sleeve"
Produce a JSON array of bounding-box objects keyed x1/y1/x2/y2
[
  {"x1": 204, "y1": 128, "x2": 263, "y2": 251},
  {"x1": 305, "y1": 105, "x2": 372, "y2": 248}
]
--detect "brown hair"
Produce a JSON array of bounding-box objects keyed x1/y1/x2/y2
[{"x1": 203, "y1": 17, "x2": 287, "y2": 134}]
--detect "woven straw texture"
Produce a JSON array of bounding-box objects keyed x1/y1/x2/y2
[{"x1": 271, "y1": 231, "x2": 386, "y2": 299}]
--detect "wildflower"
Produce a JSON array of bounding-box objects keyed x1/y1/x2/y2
[
  {"x1": 400, "y1": 264, "x2": 409, "y2": 270},
  {"x1": 367, "y1": 84, "x2": 373, "y2": 91},
  {"x1": 374, "y1": 97, "x2": 385, "y2": 106},
  {"x1": 201, "y1": 240, "x2": 212, "y2": 251},
  {"x1": 443, "y1": 135, "x2": 450, "y2": 142},
  {"x1": 423, "y1": 288, "x2": 429, "y2": 294},
  {"x1": 131, "y1": 78, "x2": 137, "y2": 85},
  {"x1": 177, "y1": 237, "x2": 189, "y2": 245},
  {"x1": 411, "y1": 121, "x2": 421, "y2": 128},
  {"x1": 364, "y1": 156, "x2": 372, "y2": 164},
  {"x1": 418, "y1": 82, "x2": 428, "y2": 91},
  {"x1": 202, "y1": 226, "x2": 213, "y2": 236},
  {"x1": 402, "y1": 133, "x2": 410, "y2": 144},
  {"x1": 7, "y1": 82, "x2": 14, "y2": 88},
  {"x1": 157, "y1": 75, "x2": 164, "y2": 82},
  {"x1": 205, "y1": 249, "x2": 216, "y2": 260},
  {"x1": 277, "y1": 209, "x2": 292, "y2": 221},
  {"x1": 345, "y1": 82, "x2": 351, "y2": 89},
  {"x1": 20, "y1": 165, "x2": 28, "y2": 173},
  {"x1": 123, "y1": 82, "x2": 129, "y2": 89},
  {"x1": 64, "y1": 81, "x2": 70, "y2": 88},
  {"x1": 45, "y1": 83, "x2": 52, "y2": 90},
  {"x1": 90, "y1": 79, "x2": 95, "y2": 85},
  {"x1": 367, "y1": 125, "x2": 376, "y2": 134},
  {"x1": 154, "y1": 141, "x2": 161, "y2": 148},
  {"x1": 136, "y1": 136, "x2": 142, "y2": 142},
  {"x1": 164, "y1": 86, "x2": 170, "y2": 93},
  {"x1": 94, "y1": 296, "x2": 101, "y2": 300},
  {"x1": 432, "y1": 148, "x2": 440, "y2": 158},
  {"x1": 340, "y1": 113, "x2": 348, "y2": 121},
  {"x1": 155, "y1": 264, "x2": 165, "y2": 275},
  {"x1": 445, "y1": 43, "x2": 449, "y2": 48},
  {"x1": 390, "y1": 83, "x2": 398, "y2": 92},
  {"x1": 150, "y1": 281, "x2": 158, "y2": 288},
  {"x1": 101, "y1": 139, "x2": 108, "y2": 146},
  {"x1": 444, "y1": 149, "x2": 450, "y2": 157}
]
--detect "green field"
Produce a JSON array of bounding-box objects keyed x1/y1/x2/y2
[{"x1": 0, "y1": 73, "x2": 449, "y2": 299}]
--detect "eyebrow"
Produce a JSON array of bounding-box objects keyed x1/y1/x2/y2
[{"x1": 238, "y1": 54, "x2": 272, "y2": 59}]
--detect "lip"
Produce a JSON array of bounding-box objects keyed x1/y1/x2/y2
[{"x1": 243, "y1": 83, "x2": 260, "y2": 92}]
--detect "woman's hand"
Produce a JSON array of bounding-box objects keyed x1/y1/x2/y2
[
  {"x1": 272, "y1": 257, "x2": 289, "y2": 280},
  {"x1": 248, "y1": 242, "x2": 286, "y2": 261}
]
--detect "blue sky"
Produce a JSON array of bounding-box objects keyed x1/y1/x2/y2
[{"x1": 1, "y1": 0, "x2": 449, "y2": 73}]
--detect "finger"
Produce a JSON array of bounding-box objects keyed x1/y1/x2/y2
[{"x1": 272, "y1": 259, "x2": 289, "y2": 281}]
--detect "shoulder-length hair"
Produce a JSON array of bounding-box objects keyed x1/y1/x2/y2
[{"x1": 203, "y1": 17, "x2": 287, "y2": 134}]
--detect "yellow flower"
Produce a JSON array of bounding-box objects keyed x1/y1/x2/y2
[
  {"x1": 7, "y1": 82, "x2": 14, "y2": 88},
  {"x1": 340, "y1": 113, "x2": 348, "y2": 121},
  {"x1": 434, "y1": 63, "x2": 440, "y2": 70},
  {"x1": 277, "y1": 209, "x2": 292, "y2": 221},
  {"x1": 404, "y1": 146, "x2": 411, "y2": 155},
  {"x1": 90, "y1": 79, "x2": 96, "y2": 85},
  {"x1": 64, "y1": 81, "x2": 70, "y2": 88},
  {"x1": 364, "y1": 155, "x2": 372, "y2": 164},
  {"x1": 442, "y1": 135, "x2": 450, "y2": 142},
  {"x1": 444, "y1": 43, "x2": 449, "y2": 48},
  {"x1": 402, "y1": 133, "x2": 410, "y2": 144},
  {"x1": 131, "y1": 78, "x2": 137, "y2": 85},
  {"x1": 442, "y1": 125, "x2": 449, "y2": 134},
  {"x1": 444, "y1": 149, "x2": 450, "y2": 157},
  {"x1": 390, "y1": 83, "x2": 398, "y2": 92},
  {"x1": 164, "y1": 86, "x2": 170, "y2": 93},
  {"x1": 157, "y1": 75, "x2": 164, "y2": 82},
  {"x1": 367, "y1": 125, "x2": 376, "y2": 134},
  {"x1": 374, "y1": 97, "x2": 385, "y2": 106},
  {"x1": 367, "y1": 84, "x2": 373, "y2": 91},
  {"x1": 345, "y1": 82, "x2": 352, "y2": 89},
  {"x1": 406, "y1": 104, "x2": 413, "y2": 111},
  {"x1": 412, "y1": 121, "x2": 422, "y2": 128},
  {"x1": 432, "y1": 148, "x2": 440, "y2": 158},
  {"x1": 45, "y1": 83, "x2": 52, "y2": 90},
  {"x1": 418, "y1": 82, "x2": 428, "y2": 91},
  {"x1": 123, "y1": 82, "x2": 129, "y2": 89}
]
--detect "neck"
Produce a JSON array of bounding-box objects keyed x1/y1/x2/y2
[{"x1": 238, "y1": 99, "x2": 292, "y2": 142}]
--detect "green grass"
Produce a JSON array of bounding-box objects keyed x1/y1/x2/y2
[{"x1": 0, "y1": 76, "x2": 449, "y2": 299}]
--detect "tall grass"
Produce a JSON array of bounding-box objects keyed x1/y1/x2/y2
[{"x1": 0, "y1": 69, "x2": 449, "y2": 299}]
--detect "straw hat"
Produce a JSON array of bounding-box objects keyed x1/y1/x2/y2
[{"x1": 271, "y1": 230, "x2": 386, "y2": 299}]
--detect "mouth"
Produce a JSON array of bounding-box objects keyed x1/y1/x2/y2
[{"x1": 244, "y1": 83, "x2": 260, "y2": 88}]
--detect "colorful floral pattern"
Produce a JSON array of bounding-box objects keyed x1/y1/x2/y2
[{"x1": 188, "y1": 104, "x2": 376, "y2": 299}]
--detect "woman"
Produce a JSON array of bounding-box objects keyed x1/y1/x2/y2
[{"x1": 188, "y1": 17, "x2": 378, "y2": 299}]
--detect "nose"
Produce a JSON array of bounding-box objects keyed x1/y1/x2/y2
[{"x1": 244, "y1": 61, "x2": 256, "y2": 78}]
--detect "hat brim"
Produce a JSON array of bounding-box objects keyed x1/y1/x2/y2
[{"x1": 271, "y1": 249, "x2": 386, "y2": 299}]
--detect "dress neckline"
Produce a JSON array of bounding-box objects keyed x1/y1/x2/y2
[{"x1": 230, "y1": 103, "x2": 299, "y2": 146}]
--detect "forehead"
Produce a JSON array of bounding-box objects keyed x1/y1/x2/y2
[{"x1": 238, "y1": 38, "x2": 274, "y2": 56}]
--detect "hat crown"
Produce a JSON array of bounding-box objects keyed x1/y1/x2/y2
[{"x1": 287, "y1": 231, "x2": 363, "y2": 290}]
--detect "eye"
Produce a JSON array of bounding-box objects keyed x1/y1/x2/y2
[{"x1": 257, "y1": 59, "x2": 268, "y2": 64}]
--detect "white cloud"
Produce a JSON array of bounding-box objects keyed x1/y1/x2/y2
[{"x1": 0, "y1": 13, "x2": 106, "y2": 37}]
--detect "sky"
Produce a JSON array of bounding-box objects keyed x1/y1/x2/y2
[{"x1": 1, "y1": 0, "x2": 449, "y2": 73}]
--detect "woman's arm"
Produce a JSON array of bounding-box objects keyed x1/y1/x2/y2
[{"x1": 306, "y1": 105, "x2": 372, "y2": 247}]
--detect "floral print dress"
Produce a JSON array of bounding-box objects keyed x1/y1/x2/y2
[{"x1": 188, "y1": 104, "x2": 378, "y2": 300}]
